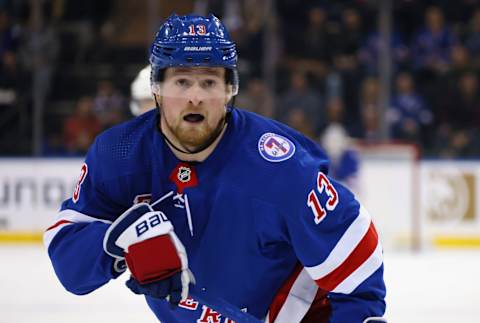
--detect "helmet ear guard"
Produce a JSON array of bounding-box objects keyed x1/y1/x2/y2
[
  {"x1": 226, "y1": 68, "x2": 239, "y2": 96},
  {"x1": 149, "y1": 13, "x2": 239, "y2": 96}
]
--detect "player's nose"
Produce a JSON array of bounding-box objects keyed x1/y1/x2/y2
[{"x1": 187, "y1": 84, "x2": 205, "y2": 106}]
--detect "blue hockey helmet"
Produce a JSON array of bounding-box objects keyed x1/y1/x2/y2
[{"x1": 150, "y1": 14, "x2": 239, "y2": 95}]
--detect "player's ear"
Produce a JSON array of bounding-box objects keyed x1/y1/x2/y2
[
  {"x1": 151, "y1": 83, "x2": 161, "y2": 96},
  {"x1": 225, "y1": 85, "x2": 234, "y2": 104},
  {"x1": 153, "y1": 93, "x2": 162, "y2": 109}
]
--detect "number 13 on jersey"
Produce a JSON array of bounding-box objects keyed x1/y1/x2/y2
[{"x1": 307, "y1": 172, "x2": 339, "y2": 224}]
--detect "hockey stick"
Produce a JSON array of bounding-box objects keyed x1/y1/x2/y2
[
  {"x1": 189, "y1": 290, "x2": 263, "y2": 323},
  {"x1": 150, "y1": 193, "x2": 263, "y2": 322}
]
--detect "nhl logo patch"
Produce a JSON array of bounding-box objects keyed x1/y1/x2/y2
[
  {"x1": 169, "y1": 162, "x2": 198, "y2": 193},
  {"x1": 258, "y1": 132, "x2": 295, "y2": 162},
  {"x1": 177, "y1": 166, "x2": 192, "y2": 183}
]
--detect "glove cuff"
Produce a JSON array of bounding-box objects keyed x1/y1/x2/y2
[{"x1": 125, "y1": 234, "x2": 182, "y2": 284}]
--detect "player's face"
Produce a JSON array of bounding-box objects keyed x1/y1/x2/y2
[{"x1": 157, "y1": 67, "x2": 231, "y2": 152}]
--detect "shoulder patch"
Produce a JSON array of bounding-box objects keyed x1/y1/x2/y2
[{"x1": 258, "y1": 132, "x2": 296, "y2": 162}]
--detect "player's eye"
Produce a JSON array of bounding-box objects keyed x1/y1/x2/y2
[
  {"x1": 175, "y1": 78, "x2": 192, "y2": 87},
  {"x1": 202, "y1": 79, "x2": 217, "y2": 88}
]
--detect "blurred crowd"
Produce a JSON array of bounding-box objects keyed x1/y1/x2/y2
[
  {"x1": 1, "y1": 0, "x2": 480, "y2": 158},
  {"x1": 272, "y1": 0, "x2": 480, "y2": 158}
]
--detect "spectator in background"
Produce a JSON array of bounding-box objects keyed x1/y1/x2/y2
[
  {"x1": 448, "y1": 44, "x2": 471, "y2": 80},
  {"x1": 20, "y1": 1, "x2": 59, "y2": 108},
  {"x1": 411, "y1": 6, "x2": 456, "y2": 75},
  {"x1": 464, "y1": 8, "x2": 480, "y2": 69},
  {"x1": 285, "y1": 107, "x2": 316, "y2": 139},
  {"x1": 324, "y1": 96, "x2": 345, "y2": 126},
  {"x1": 0, "y1": 49, "x2": 21, "y2": 154},
  {"x1": 304, "y1": 5, "x2": 331, "y2": 61},
  {"x1": 277, "y1": 70, "x2": 324, "y2": 134},
  {"x1": 332, "y1": 7, "x2": 363, "y2": 73},
  {"x1": 434, "y1": 71, "x2": 480, "y2": 157},
  {"x1": 294, "y1": 5, "x2": 333, "y2": 81},
  {"x1": 445, "y1": 72, "x2": 480, "y2": 131},
  {"x1": 63, "y1": 96, "x2": 101, "y2": 155},
  {"x1": 0, "y1": 50, "x2": 17, "y2": 108},
  {"x1": 358, "y1": 29, "x2": 409, "y2": 75},
  {"x1": 0, "y1": 9, "x2": 19, "y2": 56},
  {"x1": 197, "y1": 0, "x2": 269, "y2": 77},
  {"x1": 52, "y1": 0, "x2": 113, "y2": 63},
  {"x1": 236, "y1": 0, "x2": 267, "y2": 76},
  {"x1": 316, "y1": 96, "x2": 348, "y2": 136},
  {"x1": 320, "y1": 123, "x2": 360, "y2": 192},
  {"x1": 235, "y1": 77, "x2": 274, "y2": 118},
  {"x1": 389, "y1": 71, "x2": 432, "y2": 144},
  {"x1": 130, "y1": 65, "x2": 155, "y2": 117},
  {"x1": 277, "y1": 0, "x2": 311, "y2": 62},
  {"x1": 434, "y1": 126, "x2": 478, "y2": 158},
  {"x1": 359, "y1": 104, "x2": 381, "y2": 142},
  {"x1": 93, "y1": 79, "x2": 127, "y2": 129},
  {"x1": 438, "y1": 44, "x2": 472, "y2": 104},
  {"x1": 278, "y1": 3, "x2": 335, "y2": 87},
  {"x1": 350, "y1": 76, "x2": 382, "y2": 142},
  {"x1": 329, "y1": 6, "x2": 365, "y2": 121}
]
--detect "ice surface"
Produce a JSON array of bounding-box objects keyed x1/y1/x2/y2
[{"x1": 1, "y1": 245, "x2": 479, "y2": 323}]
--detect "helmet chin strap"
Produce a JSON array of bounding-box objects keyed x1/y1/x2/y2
[{"x1": 154, "y1": 96, "x2": 230, "y2": 155}]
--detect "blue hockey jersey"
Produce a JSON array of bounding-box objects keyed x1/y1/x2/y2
[{"x1": 44, "y1": 107, "x2": 386, "y2": 323}]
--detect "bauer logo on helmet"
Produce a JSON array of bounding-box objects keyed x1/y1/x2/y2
[{"x1": 184, "y1": 46, "x2": 213, "y2": 52}]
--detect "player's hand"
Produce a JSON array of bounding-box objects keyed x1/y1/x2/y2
[
  {"x1": 125, "y1": 270, "x2": 194, "y2": 305},
  {"x1": 103, "y1": 203, "x2": 194, "y2": 304}
]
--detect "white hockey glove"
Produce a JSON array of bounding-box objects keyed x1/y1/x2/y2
[{"x1": 103, "y1": 203, "x2": 194, "y2": 304}]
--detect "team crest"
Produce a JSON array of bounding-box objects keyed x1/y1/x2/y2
[{"x1": 258, "y1": 132, "x2": 295, "y2": 162}]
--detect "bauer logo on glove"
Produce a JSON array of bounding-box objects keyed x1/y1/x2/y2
[{"x1": 135, "y1": 212, "x2": 169, "y2": 237}]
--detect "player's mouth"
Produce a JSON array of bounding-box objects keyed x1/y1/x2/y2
[{"x1": 183, "y1": 113, "x2": 205, "y2": 123}]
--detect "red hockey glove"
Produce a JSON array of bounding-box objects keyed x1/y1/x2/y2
[{"x1": 103, "y1": 203, "x2": 194, "y2": 303}]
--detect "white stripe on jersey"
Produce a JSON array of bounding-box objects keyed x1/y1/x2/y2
[
  {"x1": 44, "y1": 223, "x2": 73, "y2": 250},
  {"x1": 305, "y1": 205, "x2": 372, "y2": 280},
  {"x1": 332, "y1": 240, "x2": 383, "y2": 294},
  {"x1": 273, "y1": 268, "x2": 318, "y2": 323},
  {"x1": 43, "y1": 209, "x2": 112, "y2": 249}
]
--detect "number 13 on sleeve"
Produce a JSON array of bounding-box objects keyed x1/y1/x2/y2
[{"x1": 307, "y1": 172, "x2": 339, "y2": 224}]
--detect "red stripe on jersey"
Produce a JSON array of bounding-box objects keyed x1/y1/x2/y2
[
  {"x1": 315, "y1": 222, "x2": 379, "y2": 291},
  {"x1": 268, "y1": 265, "x2": 303, "y2": 323},
  {"x1": 300, "y1": 288, "x2": 331, "y2": 323},
  {"x1": 46, "y1": 220, "x2": 73, "y2": 231}
]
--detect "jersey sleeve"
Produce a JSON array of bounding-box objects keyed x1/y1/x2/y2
[
  {"x1": 283, "y1": 168, "x2": 386, "y2": 322},
  {"x1": 44, "y1": 138, "x2": 128, "y2": 295}
]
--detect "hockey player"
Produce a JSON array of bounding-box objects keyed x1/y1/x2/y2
[
  {"x1": 130, "y1": 65, "x2": 156, "y2": 116},
  {"x1": 45, "y1": 14, "x2": 387, "y2": 323},
  {"x1": 320, "y1": 123, "x2": 360, "y2": 193}
]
